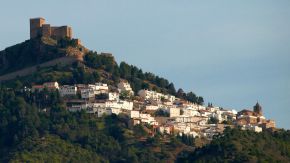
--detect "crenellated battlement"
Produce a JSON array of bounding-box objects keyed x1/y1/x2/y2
[{"x1": 30, "y1": 17, "x2": 73, "y2": 40}]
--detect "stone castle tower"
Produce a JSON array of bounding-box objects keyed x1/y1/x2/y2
[{"x1": 30, "y1": 17, "x2": 72, "y2": 40}]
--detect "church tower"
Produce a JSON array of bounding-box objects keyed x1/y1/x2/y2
[{"x1": 253, "y1": 102, "x2": 263, "y2": 116}]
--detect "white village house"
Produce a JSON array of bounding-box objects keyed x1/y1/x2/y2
[
  {"x1": 118, "y1": 81, "x2": 134, "y2": 95},
  {"x1": 59, "y1": 85, "x2": 77, "y2": 97}
]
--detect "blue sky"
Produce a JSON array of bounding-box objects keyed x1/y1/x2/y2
[{"x1": 0, "y1": 0, "x2": 289, "y2": 129}]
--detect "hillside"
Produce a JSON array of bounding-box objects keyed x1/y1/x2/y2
[
  {"x1": 0, "y1": 88, "x2": 192, "y2": 162},
  {"x1": 0, "y1": 37, "x2": 85, "y2": 76},
  {"x1": 176, "y1": 128, "x2": 290, "y2": 163},
  {"x1": 0, "y1": 37, "x2": 203, "y2": 104},
  {"x1": 0, "y1": 87, "x2": 289, "y2": 162},
  {"x1": 8, "y1": 135, "x2": 105, "y2": 162},
  {"x1": 0, "y1": 34, "x2": 289, "y2": 162}
]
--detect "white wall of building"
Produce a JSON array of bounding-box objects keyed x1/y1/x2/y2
[{"x1": 59, "y1": 85, "x2": 77, "y2": 97}]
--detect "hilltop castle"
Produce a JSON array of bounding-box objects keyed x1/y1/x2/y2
[{"x1": 30, "y1": 17, "x2": 73, "y2": 40}]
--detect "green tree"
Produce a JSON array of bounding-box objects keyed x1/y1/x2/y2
[
  {"x1": 119, "y1": 62, "x2": 131, "y2": 79},
  {"x1": 167, "y1": 82, "x2": 176, "y2": 95},
  {"x1": 208, "y1": 117, "x2": 219, "y2": 124},
  {"x1": 186, "y1": 92, "x2": 197, "y2": 103},
  {"x1": 154, "y1": 109, "x2": 169, "y2": 117},
  {"x1": 119, "y1": 90, "x2": 131, "y2": 100}
]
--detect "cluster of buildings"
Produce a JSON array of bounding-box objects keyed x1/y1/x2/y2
[
  {"x1": 31, "y1": 81, "x2": 276, "y2": 139},
  {"x1": 236, "y1": 103, "x2": 276, "y2": 132}
]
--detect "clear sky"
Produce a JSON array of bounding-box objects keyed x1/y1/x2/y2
[{"x1": 0, "y1": 0, "x2": 289, "y2": 129}]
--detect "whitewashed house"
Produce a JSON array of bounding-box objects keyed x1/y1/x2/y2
[
  {"x1": 68, "y1": 103, "x2": 90, "y2": 112},
  {"x1": 197, "y1": 119, "x2": 207, "y2": 126},
  {"x1": 158, "y1": 125, "x2": 173, "y2": 134},
  {"x1": 145, "y1": 105, "x2": 159, "y2": 111},
  {"x1": 111, "y1": 108, "x2": 121, "y2": 115},
  {"x1": 105, "y1": 100, "x2": 133, "y2": 110},
  {"x1": 81, "y1": 88, "x2": 95, "y2": 99},
  {"x1": 182, "y1": 107, "x2": 200, "y2": 117},
  {"x1": 32, "y1": 82, "x2": 59, "y2": 92},
  {"x1": 80, "y1": 83, "x2": 109, "y2": 99},
  {"x1": 43, "y1": 82, "x2": 59, "y2": 90},
  {"x1": 140, "y1": 113, "x2": 158, "y2": 125},
  {"x1": 241, "y1": 124, "x2": 263, "y2": 133},
  {"x1": 108, "y1": 92, "x2": 119, "y2": 101},
  {"x1": 174, "y1": 123, "x2": 191, "y2": 134},
  {"x1": 118, "y1": 81, "x2": 134, "y2": 95},
  {"x1": 175, "y1": 115, "x2": 195, "y2": 123},
  {"x1": 169, "y1": 107, "x2": 180, "y2": 117},
  {"x1": 199, "y1": 110, "x2": 212, "y2": 117},
  {"x1": 207, "y1": 107, "x2": 220, "y2": 112},
  {"x1": 164, "y1": 95, "x2": 176, "y2": 102},
  {"x1": 138, "y1": 89, "x2": 164, "y2": 101},
  {"x1": 59, "y1": 85, "x2": 77, "y2": 97},
  {"x1": 130, "y1": 110, "x2": 140, "y2": 118},
  {"x1": 95, "y1": 83, "x2": 109, "y2": 92}
]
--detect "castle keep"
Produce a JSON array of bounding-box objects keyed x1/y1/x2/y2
[{"x1": 30, "y1": 17, "x2": 73, "y2": 40}]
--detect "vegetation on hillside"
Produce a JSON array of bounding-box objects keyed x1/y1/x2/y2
[
  {"x1": 83, "y1": 51, "x2": 204, "y2": 104},
  {"x1": 10, "y1": 136, "x2": 105, "y2": 163},
  {"x1": 0, "y1": 38, "x2": 61, "y2": 75},
  {"x1": 0, "y1": 87, "x2": 289, "y2": 162},
  {"x1": 0, "y1": 87, "x2": 192, "y2": 162},
  {"x1": 0, "y1": 36, "x2": 85, "y2": 76},
  {"x1": 176, "y1": 128, "x2": 290, "y2": 163},
  {"x1": 1, "y1": 38, "x2": 289, "y2": 162},
  {"x1": 1, "y1": 44, "x2": 203, "y2": 104}
]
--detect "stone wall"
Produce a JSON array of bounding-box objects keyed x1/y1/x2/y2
[
  {"x1": 30, "y1": 18, "x2": 45, "y2": 38},
  {"x1": 30, "y1": 18, "x2": 73, "y2": 40},
  {"x1": 41, "y1": 24, "x2": 51, "y2": 37},
  {"x1": 51, "y1": 26, "x2": 72, "y2": 40}
]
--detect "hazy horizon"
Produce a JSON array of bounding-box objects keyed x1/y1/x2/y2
[{"x1": 0, "y1": 1, "x2": 289, "y2": 129}]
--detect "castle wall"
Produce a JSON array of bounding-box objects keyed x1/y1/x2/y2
[
  {"x1": 30, "y1": 18, "x2": 73, "y2": 40},
  {"x1": 68, "y1": 27, "x2": 72, "y2": 38},
  {"x1": 51, "y1": 26, "x2": 72, "y2": 40},
  {"x1": 41, "y1": 24, "x2": 51, "y2": 37}
]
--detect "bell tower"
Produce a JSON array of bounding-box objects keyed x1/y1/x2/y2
[{"x1": 253, "y1": 102, "x2": 263, "y2": 116}]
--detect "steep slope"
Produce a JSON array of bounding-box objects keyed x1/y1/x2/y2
[
  {"x1": 8, "y1": 135, "x2": 106, "y2": 163},
  {"x1": 0, "y1": 88, "x2": 189, "y2": 162},
  {"x1": 0, "y1": 37, "x2": 85, "y2": 75},
  {"x1": 1, "y1": 86, "x2": 289, "y2": 163},
  {"x1": 0, "y1": 38, "x2": 203, "y2": 103},
  {"x1": 0, "y1": 37, "x2": 289, "y2": 163},
  {"x1": 176, "y1": 128, "x2": 290, "y2": 163}
]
